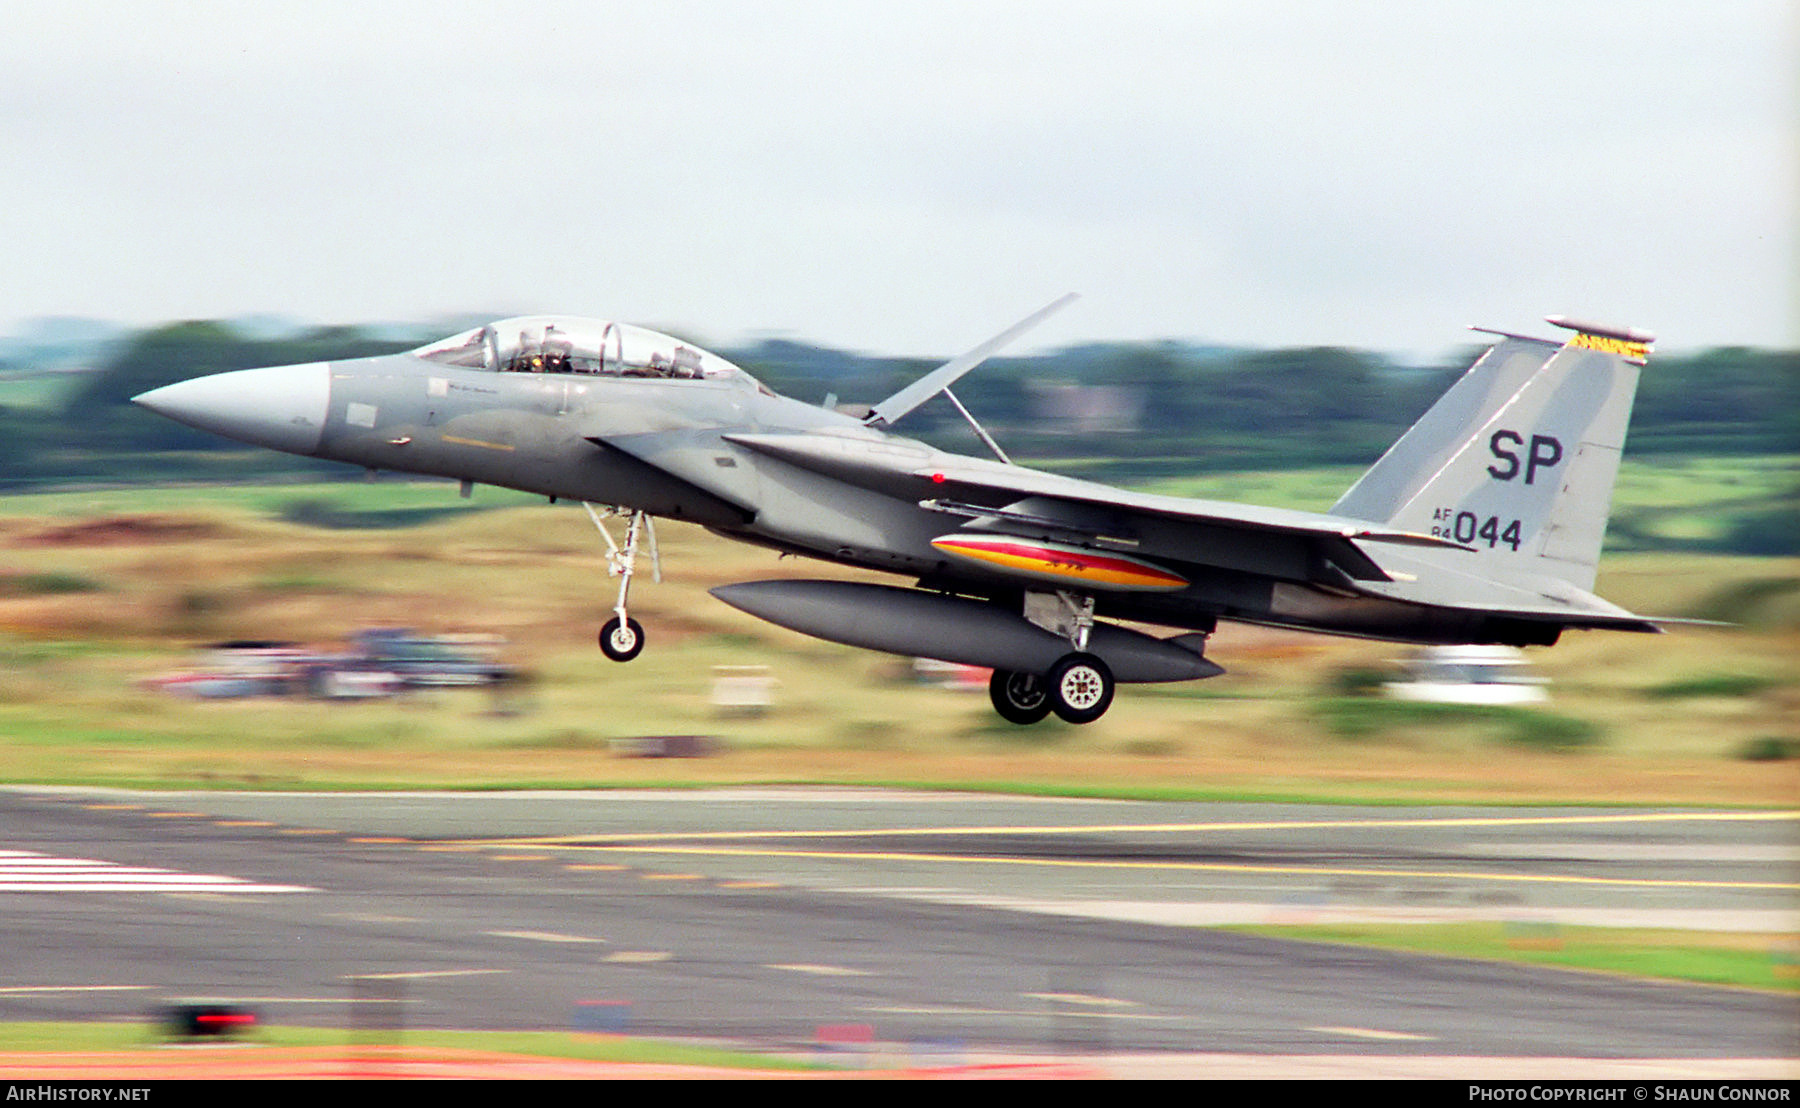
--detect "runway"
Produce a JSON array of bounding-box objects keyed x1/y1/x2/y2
[{"x1": 1, "y1": 785, "x2": 1795, "y2": 1075}]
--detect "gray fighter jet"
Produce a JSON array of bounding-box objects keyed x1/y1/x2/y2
[{"x1": 134, "y1": 299, "x2": 1663, "y2": 725}]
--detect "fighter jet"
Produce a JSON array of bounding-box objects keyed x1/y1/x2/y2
[{"x1": 133, "y1": 299, "x2": 1663, "y2": 725}]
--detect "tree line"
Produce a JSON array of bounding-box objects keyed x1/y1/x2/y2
[{"x1": 0, "y1": 320, "x2": 1792, "y2": 487}]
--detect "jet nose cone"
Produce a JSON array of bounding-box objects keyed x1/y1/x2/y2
[{"x1": 133, "y1": 363, "x2": 331, "y2": 455}]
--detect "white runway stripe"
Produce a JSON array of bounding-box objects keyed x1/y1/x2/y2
[{"x1": 0, "y1": 849, "x2": 312, "y2": 894}]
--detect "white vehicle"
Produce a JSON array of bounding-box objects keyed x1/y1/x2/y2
[{"x1": 1384, "y1": 645, "x2": 1549, "y2": 706}]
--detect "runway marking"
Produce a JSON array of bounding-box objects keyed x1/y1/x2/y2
[
  {"x1": 640, "y1": 872, "x2": 705, "y2": 881},
  {"x1": 457, "y1": 809, "x2": 1799, "y2": 847},
  {"x1": 0, "y1": 849, "x2": 312, "y2": 894},
  {"x1": 350, "y1": 837, "x2": 410, "y2": 844},
  {"x1": 604, "y1": 951, "x2": 671, "y2": 964},
  {"x1": 719, "y1": 880, "x2": 780, "y2": 889},
  {"x1": 555, "y1": 844, "x2": 1800, "y2": 892},
  {"x1": 147, "y1": 811, "x2": 206, "y2": 819},
  {"x1": 768, "y1": 963, "x2": 872, "y2": 977},
  {"x1": 172, "y1": 996, "x2": 397, "y2": 1005},
  {"x1": 0, "y1": 986, "x2": 151, "y2": 995},
  {"x1": 487, "y1": 931, "x2": 604, "y2": 944},
  {"x1": 1463, "y1": 842, "x2": 1800, "y2": 862},
  {"x1": 867, "y1": 1004, "x2": 1181, "y2": 1023},
  {"x1": 347, "y1": 970, "x2": 506, "y2": 981},
  {"x1": 215, "y1": 820, "x2": 275, "y2": 828},
  {"x1": 488, "y1": 854, "x2": 552, "y2": 862},
  {"x1": 1025, "y1": 991, "x2": 1138, "y2": 1008},
  {"x1": 1313, "y1": 1025, "x2": 1436, "y2": 1041},
  {"x1": 565, "y1": 863, "x2": 628, "y2": 872},
  {"x1": 277, "y1": 828, "x2": 338, "y2": 836}
]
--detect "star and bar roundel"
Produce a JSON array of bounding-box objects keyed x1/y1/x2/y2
[{"x1": 929, "y1": 533, "x2": 1189, "y2": 592}]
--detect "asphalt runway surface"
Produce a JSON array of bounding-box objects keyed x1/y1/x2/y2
[{"x1": 2, "y1": 785, "x2": 1795, "y2": 1076}]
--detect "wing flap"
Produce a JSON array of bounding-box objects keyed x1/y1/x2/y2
[{"x1": 728, "y1": 429, "x2": 1478, "y2": 586}]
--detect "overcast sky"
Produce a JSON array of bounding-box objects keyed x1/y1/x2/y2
[{"x1": 1, "y1": 1, "x2": 1793, "y2": 358}]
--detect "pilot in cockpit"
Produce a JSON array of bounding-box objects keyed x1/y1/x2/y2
[
  {"x1": 542, "y1": 326, "x2": 573, "y2": 373},
  {"x1": 513, "y1": 330, "x2": 541, "y2": 372}
]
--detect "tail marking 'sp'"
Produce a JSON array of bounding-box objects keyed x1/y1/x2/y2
[{"x1": 1337, "y1": 315, "x2": 1653, "y2": 594}]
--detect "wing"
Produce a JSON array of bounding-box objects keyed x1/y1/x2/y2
[{"x1": 724, "y1": 430, "x2": 1465, "y2": 588}]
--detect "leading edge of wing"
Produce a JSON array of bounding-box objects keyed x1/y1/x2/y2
[
  {"x1": 912, "y1": 458, "x2": 1472, "y2": 559},
  {"x1": 725, "y1": 431, "x2": 1471, "y2": 580}
]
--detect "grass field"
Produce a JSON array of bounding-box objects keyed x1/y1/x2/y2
[
  {"x1": 0, "y1": 475, "x2": 1794, "y2": 804},
  {"x1": 1139, "y1": 454, "x2": 1799, "y2": 553},
  {"x1": 0, "y1": 1022, "x2": 831, "y2": 1077},
  {"x1": 1228, "y1": 923, "x2": 1800, "y2": 994}
]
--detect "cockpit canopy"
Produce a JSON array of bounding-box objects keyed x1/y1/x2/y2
[{"x1": 411, "y1": 316, "x2": 751, "y2": 382}]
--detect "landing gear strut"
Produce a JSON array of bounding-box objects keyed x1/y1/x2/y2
[
  {"x1": 997, "y1": 590, "x2": 1117, "y2": 725},
  {"x1": 585, "y1": 503, "x2": 658, "y2": 662}
]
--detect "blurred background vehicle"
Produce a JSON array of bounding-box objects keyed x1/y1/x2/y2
[{"x1": 1383, "y1": 645, "x2": 1549, "y2": 706}]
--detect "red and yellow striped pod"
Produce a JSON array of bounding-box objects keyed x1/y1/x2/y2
[{"x1": 929, "y1": 533, "x2": 1189, "y2": 592}]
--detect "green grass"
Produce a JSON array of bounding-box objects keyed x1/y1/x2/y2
[
  {"x1": 0, "y1": 1021, "x2": 819, "y2": 1069},
  {"x1": 1309, "y1": 698, "x2": 1604, "y2": 750},
  {"x1": 1643, "y1": 673, "x2": 1785, "y2": 699},
  {"x1": 0, "y1": 374, "x2": 77, "y2": 410},
  {"x1": 1228, "y1": 922, "x2": 1800, "y2": 994},
  {"x1": 0, "y1": 572, "x2": 106, "y2": 596},
  {"x1": 1737, "y1": 737, "x2": 1800, "y2": 762},
  {"x1": 1683, "y1": 576, "x2": 1800, "y2": 626},
  {"x1": 1134, "y1": 454, "x2": 1800, "y2": 556},
  {"x1": 0, "y1": 478, "x2": 544, "y2": 520}
]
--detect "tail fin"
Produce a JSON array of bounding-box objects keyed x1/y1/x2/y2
[
  {"x1": 1332, "y1": 333, "x2": 1561, "y2": 522},
  {"x1": 1333, "y1": 317, "x2": 1652, "y2": 592}
]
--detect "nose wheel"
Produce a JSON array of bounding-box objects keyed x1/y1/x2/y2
[
  {"x1": 599, "y1": 616, "x2": 645, "y2": 662},
  {"x1": 585, "y1": 503, "x2": 659, "y2": 663}
]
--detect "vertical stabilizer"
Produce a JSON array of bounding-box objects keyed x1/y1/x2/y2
[
  {"x1": 1345, "y1": 318, "x2": 1652, "y2": 592},
  {"x1": 1332, "y1": 335, "x2": 1559, "y2": 523}
]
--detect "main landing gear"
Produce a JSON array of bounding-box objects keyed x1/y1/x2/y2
[
  {"x1": 988, "y1": 589, "x2": 1117, "y2": 725},
  {"x1": 989, "y1": 653, "x2": 1115, "y2": 725},
  {"x1": 585, "y1": 503, "x2": 657, "y2": 662}
]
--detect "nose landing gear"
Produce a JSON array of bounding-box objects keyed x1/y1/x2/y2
[
  {"x1": 585, "y1": 503, "x2": 659, "y2": 662},
  {"x1": 598, "y1": 615, "x2": 645, "y2": 662}
]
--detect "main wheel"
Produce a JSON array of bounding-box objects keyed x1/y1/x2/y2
[
  {"x1": 598, "y1": 616, "x2": 645, "y2": 662},
  {"x1": 1047, "y1": 653, "x2": 1114, "y2": 724},
  {"x1": 989, "y1": 668, "x2": 1053, "y2": 725}
]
